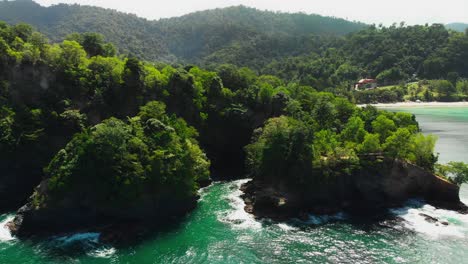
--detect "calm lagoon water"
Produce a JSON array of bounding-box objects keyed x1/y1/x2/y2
[{"x1": 1, "y1": 106, "x2": 468, "y2": 264}]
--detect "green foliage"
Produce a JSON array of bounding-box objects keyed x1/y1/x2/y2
[
  {"x1": 57, "y1": 40, "x2": 88, "y2": 68},
  {"x1": 60, "y1": 109, "x2": 87, "y2": 131},
  {"x1": 1, "y1": 3, "x2": 468, "y2": 102},
  {"x1": 383, "y1": 128, "x2": 412, "y2": 159},
  {"x1": 313, "y1": 130, "x2": 339, "y2": 158},
  {"x1": 246, "y1": 95, "x2": 438, "y2": 191},
  {"x1": 138, "y1": 101, "x2": 167, "y2": 122},
  {"x1": 0, "y1": 21, "x2": 453, "y2": 216},
  {"x1": 312, "y1": 95, "x2": 337, "y2": 128},
  {"x1": 393, "y1": 112, "x2": 418, "y2": 130},
  {"x1": 447, "y1": 72, "x2": 459, "y2": 85},
  {"x1": 43, "y1": 102, "x2": 210, "y2": 207},
  {"x1": 359, "y1": 133, "x2": 381, "y2": 154},
  {"x1": 245, "y1": 116, "x2": 314, "y2": 186},
  {"x1": 0, "y1": 106, "x2": 15, "y2": 150},
  {"x1": 372, "y1": 115, "x2": 396, "y2": 141},
  {"x1": 340, "y1": 116, "x2": 367, "y2": 144},
  {"x1": 376, "y1": 68, "x2": 408, "y2": 85},
  {"x1": 457, "y1": 80, "x2": 468, "y2": 94},
  {"x1": 354, "y1": 86, "x2": 405, "y2": 104},
  {"x1": 408, "y1": 134, "x2": 438, "y2": 171},
  {"x1": 436, "y1": 162, "x2": 468, "y2": 186},
  {"x1": 266, "y1": 23, "x2": 468, "y2": 96},
  {"x1": 430, "y1": 80, "x2": 458, "y2": 100},
  {"x1": 12, "y1": 23, "x2": 33, "y2": 41},
  {"x1": 0, "y1": 2, "x2": 365, "y2": 63},
  {"x1": 215, "y1": 64, "x2": 257, "y2": 91}
]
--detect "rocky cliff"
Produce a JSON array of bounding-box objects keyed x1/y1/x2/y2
[
  {"x1": 7, "y1": 178, "x2": 201, "y2": 239},
  {"x1": 242, "y1": 159, "x2": 467, "y2": 220}
]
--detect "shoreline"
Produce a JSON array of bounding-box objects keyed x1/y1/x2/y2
[{"x1": 358, "y1": 101, "x2": 468, "y2": 108}]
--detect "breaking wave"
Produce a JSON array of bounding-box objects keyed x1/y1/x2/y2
[
  {"x1": 390, "y1": 200, "x2": 468, "y2": 238},
  {"x1": 217, "y1": 179, "x2": 262, "y2": 230},
  {"x1": 0, "y1": 215, "x2": 15, "y2": 242}
]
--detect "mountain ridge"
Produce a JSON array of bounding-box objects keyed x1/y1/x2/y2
[{"x1": 0, "y1": 0, "x2": 367, "y2": 63}]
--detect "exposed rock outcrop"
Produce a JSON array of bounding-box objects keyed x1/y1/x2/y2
[
  {"x1": 8, "y1": 178, "x2": 215, "y2": 240},
  {"x1": 8, "y1": 179, "x2": 199, "y2": 239},
  {"x1": 242, "y1": 159, "x2": 467, "y2": 220},
  {"x1": 8, "y1": 197, "x2": 198, "y2": 241}
]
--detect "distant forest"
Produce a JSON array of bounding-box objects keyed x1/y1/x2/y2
[
  {"x1": 0, "y1": 0, "x2": 366, "y2": 62},
  {"x1": 0, "y1": 0, "x2": 468, "y2": 98}
]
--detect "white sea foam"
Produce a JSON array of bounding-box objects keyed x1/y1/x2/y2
[
  {"x1": 0, "y1": 215, "x2": 15, "y2": 242},
  {"x1": 218, "y1": 179, "x2": 347, "y2": 230},
  {"x1": 88, "y1": 247, "x2": 117, "y2": 258},
  {"x1": 390, "y1": 200, "x2": 468, "y2": 239},
  {"x1": 53, "y1": 232, "x2": 116, "y2": 258},
  {"x1": 197, "y1": 183, "x2": 211, "y2": 202},
  {"x1": 277, "y1": 223, "x2": 298, "y2": 231},
  {"x1": 217, "y1": 179, "x2": 262, "y2": 230}
]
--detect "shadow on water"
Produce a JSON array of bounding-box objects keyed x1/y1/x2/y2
[{"x1": 1, "y1": 209, "x2": 199, "y2": 261}]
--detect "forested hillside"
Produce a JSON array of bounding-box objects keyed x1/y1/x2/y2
[
  {"x1": 3, "y1": 21, "x2": 466, "y2": 237},
  {"x1": 0, "y1": 0, "x2": 366, "y2": 63},
  {"x1": 1, "y1": 0, "x2": 467, "y2": 98},
  {"x1": 0, "y1": 21, "x2": 346, "y2": 210},
  {"x1": 263, "y1": 23, "x2": 468, "y2": 91}
]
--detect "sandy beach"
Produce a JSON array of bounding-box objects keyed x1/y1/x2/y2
[{"x1": 359, "y1": 101, "x2": 468, "y2": 108}]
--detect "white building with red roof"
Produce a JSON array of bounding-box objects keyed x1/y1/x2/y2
[{"x1": 355, "y1": 79, "x2": 378, "y2": 90}]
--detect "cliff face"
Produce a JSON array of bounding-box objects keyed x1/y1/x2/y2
[
  {"x1": 374, "y1": 160, "x2": 460, "y2": 205},
  {"x1": 8, "y1": 179, "x2": 200, "y2": 238},
  {"x1": 9, "y1": 198, "x2": 198, "y2": 239},
  {"x1": 242, "y1": 159, "x2": 465, "y2": 220}
]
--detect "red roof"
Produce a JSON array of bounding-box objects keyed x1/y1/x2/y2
[{"x1": 358, "y1": 79, "x2": 377, "y2": 84}]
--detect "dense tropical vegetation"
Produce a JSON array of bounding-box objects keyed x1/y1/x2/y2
[
  {"x1": 0, "y1": 21, "x2": 355, "y2": 211},
  {"x1": 263, "y1": 23, "x2": 468, "y2": 99},
  {"x1": 436, "y1": 162, "x2": 468, "y2": 186},
  {"x1": 2, "y1": 1, "x2": 468, "y2": 104},
  {"x1": 0, "y1": 15, "x2": 467, "y2": 233},
  {"x1": 355, "y1": 79, "x2": 468, "y2": 103},
  {"x1": 32, "y1": 102, "x2": 210, "y2": 212},
  {"x1": 244, "y1": 102, "x2": 443, "y2": 190},
  {"x1": 0, "y1": 0, "x2": 366, "y2": 63}
]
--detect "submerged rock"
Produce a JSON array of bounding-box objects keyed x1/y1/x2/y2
[{"x1": 419, "y1": 213, "x2": 439, "y2": 224}]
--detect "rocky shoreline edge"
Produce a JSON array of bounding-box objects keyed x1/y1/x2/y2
[
  {"x1": 241, "y1": 160, "x2": 468, "y2": 222},
  {"x1": 5, "y1": 178, "x2": 213, "y2": 245}
]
